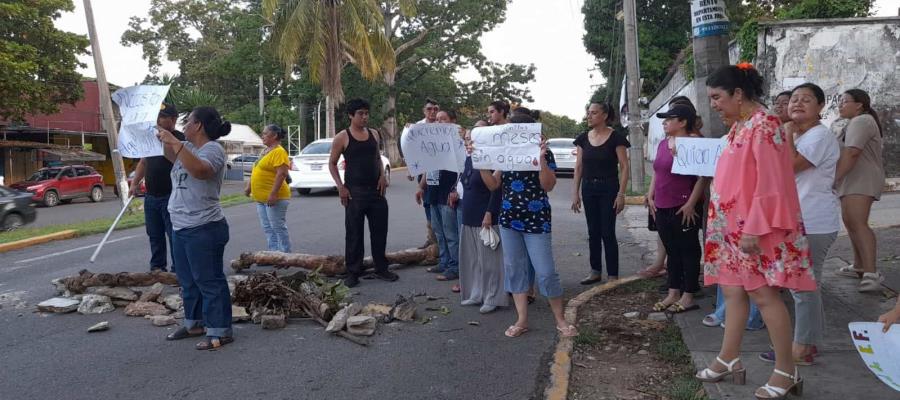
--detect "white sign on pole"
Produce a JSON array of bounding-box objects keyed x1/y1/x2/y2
[
  {"x1": 670, "y1": 136, "x2": 726, "y2": 177},
  {"x1": 111, "y1": 85, "x2": 171, "y2": 158},
  {"x1": 400, "y1": 123, "x2": 466, "y2": 176},
  {"x1": 849, "y1": 322, "x2": 900, "y2": 392},
  {"x1": 690, "y1": 0, "x2": 730, "y2": 38},
  {"x1": 470, "y1": 123, "x2": 542, "y2": 172}
]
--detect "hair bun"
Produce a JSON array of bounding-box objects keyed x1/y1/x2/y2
[{"x1": 219, "y1": 120, "x2": 232, "y2": 137}]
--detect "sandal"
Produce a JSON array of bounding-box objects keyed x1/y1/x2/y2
[
  {"x1": 195, "y1": 336, "x2": 234, "y2": 351},
  {"x1": 527, "y1": 295, "x2": 536, "y2": 305},
  {"x1": 451, "y1": 284, "x2": 461, "y2": 293},
  {"x1": 504, "y1": 325, "x2": 529, "y2": 338},
  {"x1": 557, "y1": 324, "x2": 578, "y2": 337},
  {"x1": 426, "y1": 266, "x2": 445, "y2": 273},
  {"x1": 755, "y1": 368, "x2": 803, "y2": 399},
  {"x1": 858, "y1": 272, "x2": 885, "y2": 292},
  {"x1": 436, "y1": 272, "x2": 459, "y2": 281},
  {"x1": 702, "y1": 314, "x2": 723, "y2": 327},
  {"x1": 835, "y1": 265, "x2": 863, "y2": 278},
  {"x1": 671, "y1": 303, "x2": 700, "y2": 313},
  {"x1": 653, "y1": 301, "x2": 674, "y2": 312},
  {"x1": 166, "y1": 327, "x2": 205, "y2": 341},
  {"x1": 696, "y1": 356, "x2": 746, "y2": 384}
]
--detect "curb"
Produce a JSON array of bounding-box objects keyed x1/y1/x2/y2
[
  {"x1": 544, "y1": 275, "x2": 643, "y2": 400},
  {"x1": 0, "y1": 230, "x2": 78, "y2": 253}
]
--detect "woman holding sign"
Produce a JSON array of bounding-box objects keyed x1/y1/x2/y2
[
  {"x1": 571, "y1": 102, "x2": 630, "y2": 285},
  {"x1": 156, "y1": 106, "x2": 234, "y2": 350},
  {"x1": 479, "y1": 113, "x2": 577, "y2": 338},
  {"x1": 695, "y1": 64, "x2": 812, "y2": 400}
]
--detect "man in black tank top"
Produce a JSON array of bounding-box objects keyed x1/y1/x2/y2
[{"x1": 328, "y1": 98, "x2": 399, "y2": 288}]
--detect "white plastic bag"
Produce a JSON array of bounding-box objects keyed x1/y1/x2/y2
[{"x1": 480, "y1": 226, "x2": 500, "y2": 250}]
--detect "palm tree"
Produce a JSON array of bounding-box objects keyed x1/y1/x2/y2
[{"x1": 263, "y1": 0, "x2": 414, "y2": 137}]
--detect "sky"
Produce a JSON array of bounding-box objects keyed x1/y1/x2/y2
[{"x1": 54, "y1": 0, "x2": 899, "y2": 121}]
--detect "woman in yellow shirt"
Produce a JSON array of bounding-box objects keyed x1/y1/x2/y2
[{"x1": 245, "y1": 124, "x2": 292, "y2": 253}]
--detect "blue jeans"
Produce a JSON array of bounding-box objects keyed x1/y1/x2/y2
[
  {"x1": 711, "y1": 285, "x2": 764, "y2": 330},
  {"x1": 144, "y1": 194, "x2": 173, "y2": 271},
  {"x1": 256, "y1": 200, "x2": 291, "y2": 253},
  {"x1": 431, "y1": 204, "x2": 459, "y2": 275},
  {"x1": 581, "y1": 178, "x2": 620, "y2": 276},
  {"x1": 500, "y1": 227, "x2": 561, "y2": 298},
  {"x1": 172, "y1": 219, "x2": 232, "y2": 338}
]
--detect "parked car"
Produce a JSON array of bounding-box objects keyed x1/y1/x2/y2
[
  {"x1": 0, "y1": 185, "x2": 37, "y2": 231},
  {"x1": 288, "y1": 139, "x2": 391, "y2": 195},
  {"x1": 546, "y1": 138, "x2": 577, "y2": 173},
  {"x1": 112, "y1": 171, "x2": 146, "y2": 198},
  {"x1": 9, "y1": 165, "x2": 105, "y2": 207},
  {"x1": 226, "y1": 154, "x2": 259, "y2": 174}
]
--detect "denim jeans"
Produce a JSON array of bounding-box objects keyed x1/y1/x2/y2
[
  {"x1": 500, "y1": 227, "x2": 562, "y2": 298},
  {"x1": 144, "y1": 194, "x2": 173, "y2": 271},
  {"x1": 345, "y1": 186, "x2": 389, "y2": 276},
  {"x1": 581, "y1": 177, "x2": 620, "y2": 276},
  {"x1": 172, "y1": 219, "x2": 232, "y2": 338},
  {"x1": 431, "y1": 204, "x2": 459, "y2": 275},
  {"x1": 792, "y1": 232, "x2": 836, "y2": 345},
  {"x1": 712, "y1": 285, "x2": 764, "y2": 330},
  {"x1": 256, "y1": 200, "x2": 291, "y2": 253}
]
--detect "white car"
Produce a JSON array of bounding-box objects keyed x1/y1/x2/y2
[
  {"x1": 288, "y1": 138, "x2": 391, "y2": 195},
  {"x1": 546, "y1": 138, "x2": 577, "y2": 173}
]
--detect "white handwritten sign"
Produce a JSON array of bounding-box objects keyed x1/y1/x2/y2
[
  {"x1": 849, "y1": 322, "x2": 900, "y2": 392},
  {"x1": 400, "y1": 123, "x2": 466, "y2": 176},
  {"x1": 471, "y1": 123, "x2": 542, "y2": 172},
  {"x1": 111, "y1": 85, "x2": 171, "y2": 158},
  {"x1": 671, "y1": 137, "x2": 726, "y2": 177}
]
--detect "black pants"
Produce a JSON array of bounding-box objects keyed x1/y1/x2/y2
[
  {"x1": 582, "y1": 178, "x2": 619, "y2": 276},
  {"x1": 345, "y1": 185, "x2": 389, "y2": 276},
  {"x1": 655, "y1": 205, "x2": 702, "y2": 293}
]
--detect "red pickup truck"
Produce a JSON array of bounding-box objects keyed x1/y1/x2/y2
[{"x1": 9, "y1": 165, "x2": 105, "y2": 207}]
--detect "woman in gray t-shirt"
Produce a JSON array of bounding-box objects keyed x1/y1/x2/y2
[{"x1": 156, "y1": 106, "x2": 234, "y2": 350}]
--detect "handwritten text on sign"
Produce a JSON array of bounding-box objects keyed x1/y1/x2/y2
[
  {"x1": 670, "y1": 137, "x2": 726, "y2": 177},
  {"x1": 471, "y1": 123, "x2": 542, "y2": 171},
  {"x1": 111, "y1": 85, "x2": 171, "y2": 158},
  {"x1": 848, "y1": 322, "x2": 900, "y2": 392},
  {"x1": 400, "y1": 123, "x2": 466, "y2": 175}
]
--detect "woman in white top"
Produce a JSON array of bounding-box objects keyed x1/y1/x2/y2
[{"x1": 759, "y1": 83, "x2": 840, "y2": 366}]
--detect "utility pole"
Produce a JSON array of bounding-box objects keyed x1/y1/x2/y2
[
  {"x1": 622, "y1": 0, "x2": 644, "y2": 193},
  {"x1": 259, "y1": 75, "x2": 265, "y2": 125},
  {"x1": 690, "y1": 0, "x2": 731, "y2": 138},
  {"x1": 83, "y1": 0, "x2": 128, "y2": 207}
]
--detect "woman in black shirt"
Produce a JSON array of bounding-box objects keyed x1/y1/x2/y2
[{"x1": 571, "y1": 102, "x2": 631, "y2": 285}]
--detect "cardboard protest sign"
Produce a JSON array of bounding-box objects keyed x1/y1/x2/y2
[
  {"x1": 848, "y1": 322, "x2": 900, "y2": 392},
  {"x1": 400, "y1": 123, "x2": 466, "y2": 175},
  {"x1": 470, "y1": 123, "x2": 542, "y2": 172},
  {"x1": 670, "y1": 136, "x2": 726, "y2": 177},
  {"x1": 111, "y1": 85, "x2": 171, "y2": 158}
]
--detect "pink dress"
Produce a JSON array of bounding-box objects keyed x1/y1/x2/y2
[{"x1": 703, "y1": 108, "x2": 815, "y2": 292}]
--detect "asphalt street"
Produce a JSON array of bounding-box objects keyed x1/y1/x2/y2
[{"x1": 0, "y1": 172, "x2": 645, "y2": 400}]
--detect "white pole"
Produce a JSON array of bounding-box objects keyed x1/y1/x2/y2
[{"x1": 90, "y1": 196, "x2": 134, "y2": 262}]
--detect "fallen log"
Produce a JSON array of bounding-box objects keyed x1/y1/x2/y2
[
  {"x1": 62, "y1": 270, "x2": 179, "y2": 294},
  {"x1": 230, "y1": 244, "x2": 439, "y2": 275}
]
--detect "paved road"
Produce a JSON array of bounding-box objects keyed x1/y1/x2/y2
[{"x1": 0, "y1": 173, "x2": 646, "y2": 400}]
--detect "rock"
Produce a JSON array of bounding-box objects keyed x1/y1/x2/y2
[
  {"x1": 147, "y1": 315, "x2": 176, "y2": 327},
  {"x1": 326, "y1": 304, "x2": 361, "y2": 333},
  {"x1": 124, "y1": 301, "x2": 169, "y2": 317},
  {"x1": 138, "y1": 283, "x2": 166, "y2": 302},
  {"x1": 162, "y1": 294, "x2": 183, "y2": 311},
  {"x1": 51, "y1": 278, "x2": 67, "y2": 295},
  {"x1": 232, "y1": 306, "x2": 250, "y2": 322},
  {"x1": 361, "y1": 303, "x2": 393, "y2": 318},
  {"x1": 346, "y1": 315, "x2": 377, "y2": 336},
  {"x1": 227, "y1": 275, "x2": 248, "y2": 293},
  {"x1": 112, "y1": 300, "x2": 132, "y2": 307},
  {"x1": 87, "y1": 321, "x2": 110, "y2": 332},
  {"x1": 637, "y1": 350, "x2": 649, "y2": 355},
  {"x1": 623, "y1": 311, "x2": 640, "y2": 319},
  {"x1": 87, "y1": 286, "x2": 138, "y2": 301},
  {"x1": 647, "y1": 312, "x2": 667, "y2": 322},
  {"x1": 391, "y1": 298, "x2": 417, "y2": 322},
  {"x1": 36, "y1": 297, "x2": 81, "y2": 313},
  {"x1": 251, "y1": 310, "x2": 265, "y2": 324},
  {"x1": 77, "y1": 295, "x2": 115, "y2": 315},
  {"x1": 261, "y1": 314, "x2": 286, "y2": 330},
  {"x1": 172, "y1": 309, "x2": 185, "y2": 319}
]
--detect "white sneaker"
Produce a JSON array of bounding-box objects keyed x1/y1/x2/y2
[
  {"x1": 835, "y1": 264, "x2": 864, "y2": 278},
  {"x1": 479, "y1": 305, "x2": 497, "y2": 314},
  {"x1": 461, "y1": 299, "x2": 479, "y2": 306},
  {"x1": 858, "y1": 272, "x2": 885, "y2": 292}
]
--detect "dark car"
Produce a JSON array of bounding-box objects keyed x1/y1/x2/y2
[
  {"x1": 0, "y1": 186, "x2": 37, "y2": 231},
  {"x1": 9, "y1": 165, "x2": 105, "y2": 207}
]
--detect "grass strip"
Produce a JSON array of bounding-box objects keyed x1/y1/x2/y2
[{"x1": 0, "y1": 193, "x2": 253, "y2": 245}]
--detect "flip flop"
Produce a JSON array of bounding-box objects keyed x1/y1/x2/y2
[
  {"x1": 166, "y1": 327, "x2": 206, "y2": 341},
  {"x1": 653, "y1": 301, "x2": 673, "y2": 312},
  {"x1": 504, "y1": 325, "x2": 529, "y2": 338},
  {"x1": 195, "y1": 336, "x2": 234, "y2": 351},
  {"x1": 451, "y1": 284, "x2": 461, "y2": 293},
  {"x1": 557, "y1": 324, "x2": 579, "y2": 337},
  {"x1": 426, "y1": 266, "x2": 445, "y2": 273},
  {"x1": 670, "y1": 303, "x2": 700, "y2": 313}
]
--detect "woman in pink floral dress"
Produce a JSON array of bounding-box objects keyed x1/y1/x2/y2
[{"x1": 694, "y1": 64, "x2": 814, "y2": 400}]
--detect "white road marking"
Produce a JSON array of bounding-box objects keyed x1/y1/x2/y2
[{"x1": 13, "y1": 235, "x2": 138, "y2": 264}]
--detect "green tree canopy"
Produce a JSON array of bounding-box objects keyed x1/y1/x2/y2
[{"x1": 0, "y1": 0, "x2": 89, "y2": 121}]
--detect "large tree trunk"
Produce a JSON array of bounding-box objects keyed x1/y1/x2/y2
[
  {"x1": 381, "y1": 70, "x2": 402, "y2": 166},
  {"x1": 230, "y1": 245, "x2": 438, "y2": 275},
  {"x1": 61, "y1": 270, "x2": 179, "y2": 294},
  {"x1": 326, "y1": 95, "x2": 336, "y2": 138}
]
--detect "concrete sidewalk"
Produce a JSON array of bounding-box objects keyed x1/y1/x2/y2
[{"x1": 618, "y1": 193, "x2": 900, "y2": 399}]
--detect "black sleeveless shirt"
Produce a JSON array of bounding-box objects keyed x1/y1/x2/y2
[{"x1": 343, "y1": 128, "x2": 380, "y2": 187}]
